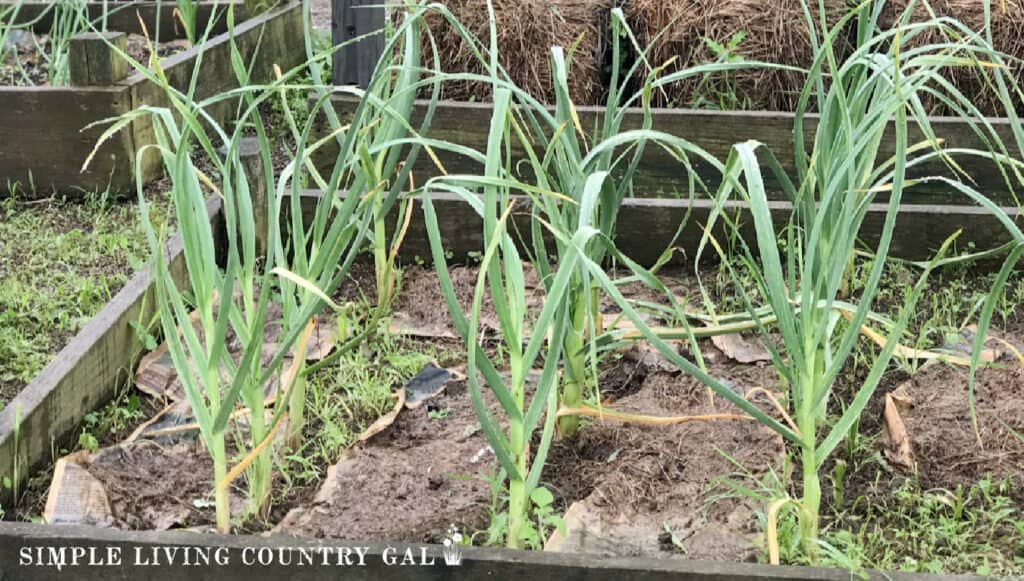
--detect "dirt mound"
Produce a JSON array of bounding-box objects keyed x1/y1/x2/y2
[
  {"x1": 84, "y1": 441, "x2": 226, "y2": 531},
  {"x1": 543, "y1": 369, "x2": 783, "y2": 561},
  {"x1": 276, "y1": 379, "x2": 495, "y2": 542},
  {"x1": 279, "y1": 362, "x2": 784, "y2": 561}
]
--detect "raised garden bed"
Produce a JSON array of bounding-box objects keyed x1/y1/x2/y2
[
  {"x1": 316, "y1": 96, "x2": 1024, "y2": 263},
  {"x1": 2, "y1": 2, "x2": 1024, "y2": 579},
  {"x1": 1, "y1": 186, "x2": 1022, "y2": 578},
  {"x1": 0, "y1": 1, "x2": 303, "y2": 197}
]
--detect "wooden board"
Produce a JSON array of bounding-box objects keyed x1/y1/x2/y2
[
  {"x1": 129, "y1": 2, "x2": 307, "y2": 185},
  {"x1": 0, "y1": 3, "x2": 304, "y2": 197},
  {"x1": 0, "y1": 521, "x2": 982, "y2": 581},
  {"x1": 297, "y1": 190, "x2": 1022, "y2": 266},
  {"x1": 69, "y1": 33, "x2": 129, "y2": 87},
  {"x1": 319, "y1": 96, "x2": 1023, "y2": 205},
  {"x1": 0, "y1": 87, "x2": 132, "y2": 195},
  {"x1": 6, "y1": 1, "x2": 249, "y2": 40},
  {"x1": 0, "y1": 198, "x2": 224, "y2": 509}
]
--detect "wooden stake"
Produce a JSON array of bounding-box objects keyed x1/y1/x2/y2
[{"x1": 68, "y1": 32, "x2": 127, "y2": 86}]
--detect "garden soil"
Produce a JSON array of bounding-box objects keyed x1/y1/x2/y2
[
  {"x1": 886, "y1": 364, "x2": 1024, "y2": 492},
  {"x1": 277, "y1": 358, "x2": 786, "y2": 562},
  {"x1": 31, "y1": 264, "x2": 1024, "y2": 565}
]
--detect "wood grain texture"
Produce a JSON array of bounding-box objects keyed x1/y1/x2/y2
[
  {"x1": 69, "y1": 33, "x2": 128, "y2": 87},
  {"x1": 297, "y1": 190, "x2": 1021, "y2": 266},
  {"x1": 321, "y1": 96, "x2": 1023, "y2": 205},
  {"x1": 7, "y1": 1, "x2": 249, "y2": 40},
  {"x1": 0, "y1": 87, "x2": 132, "y2": 195},
  {"x1": 0, "y1": 522, "x2": 982, "y2": 581},
  {"x1": 129, "y1": 1, "x2": 306, "y2": 185},
  {"x1": 0, "y1": 199, "x2": 224, "y2": 509}
]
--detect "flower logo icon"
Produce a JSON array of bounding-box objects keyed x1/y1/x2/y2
[{"x1": 442, "y1": 525, "x2": 464, "y2": 566}]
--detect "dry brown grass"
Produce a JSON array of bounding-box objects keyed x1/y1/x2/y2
[
  {"x1": 624, "y1": 0, "x2": 853, "y2": 111},
  {"x1": 402, "y1": 0, "x2": 612, "y2": 104},
  {"x1": 882, "y1": 0, "x2": 1024, "y2": 115},
  {"x1": 404, "y1": 0, "x2": 1023, "y2": 114}
]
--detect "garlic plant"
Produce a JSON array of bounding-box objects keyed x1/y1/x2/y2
[
  {"x1": 600, "y1": 0, "x2": 1024, "y2": 560},
  {"x1": 86, "y1": 3, "x2": 429, "y2": 531}
]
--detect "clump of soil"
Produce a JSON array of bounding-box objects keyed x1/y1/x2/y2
[{"x1": 85, "y1": 441, "x2": 222, "y2": 531}]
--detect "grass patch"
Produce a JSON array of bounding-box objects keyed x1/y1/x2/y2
[
  {"x1": 823, "y1": 476, "x2": 1024, "y2": 577},
  {"x1": 0, "y1": 192, "x2": 164, "y2": 408}
]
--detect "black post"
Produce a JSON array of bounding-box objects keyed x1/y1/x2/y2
[{"x1": 332, "y1": 0, "x2": 385, "y2": 88}]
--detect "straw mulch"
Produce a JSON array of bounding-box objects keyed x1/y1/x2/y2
[
  {"x1": 882, "y1": 0, "x2": 1024, "y2": 116},
  {"x1": 624, "y1": 0, "x2": 854, "y2": 111},
  {"x1": 405, "y1": 0, "x2": 613, "y2": 104},
  {"x1": 407, "y1": 0, "x2": 1023, "y2": 114}
]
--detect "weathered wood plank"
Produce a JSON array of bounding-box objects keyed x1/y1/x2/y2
[
  {"x1": 0, "y1": 87, "x2": 133, "y2": 195},
  {"x1": 0, "y1": 522, "x2": 983, "y2": 581},
  {"x1": 319, "y1": 95, "x2": 1023, "y2": 205},
  {"x1": 0, "y1": 198, "x2": 224, "y2": 509},
  {"x1": 6, "y1": 1, "x2": 249, "y2": 40},
  {"x1": 297, "y1": 190, "x2": 1021, "y2": 266},
  {"x1": 129, "y1": 2, "x2": 307, "y2": 185},
  {"x1": 69, "y1": 32, "x2": 128, "y2": 87}
]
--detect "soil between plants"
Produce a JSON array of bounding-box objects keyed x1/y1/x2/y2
[
  {"x1": 11, "y1": 264, "x2": 1024, "y2": 572},
  {"x1": 85, "y1": 441, "x2": 222, "y2": 531},
  {"x1": 275, "y1": 364, "x2": 785, "y2": 562},
  {"x1": 886, "y1": 364, "x2": 1024, "y2": 494}
]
